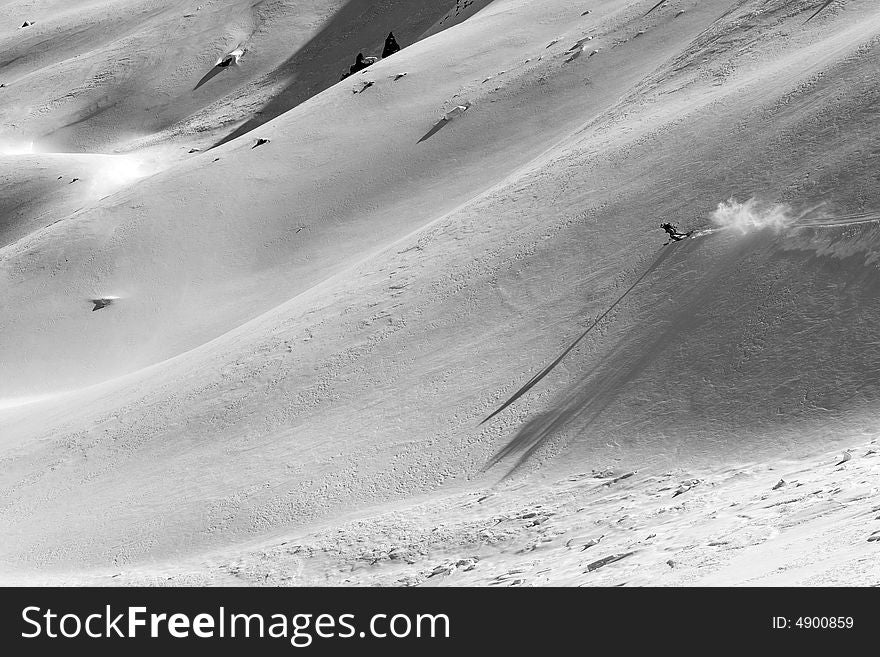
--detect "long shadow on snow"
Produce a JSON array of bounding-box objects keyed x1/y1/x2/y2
[
  {"x1": 485, "y1": 232, "x2": 763, "y2": 474},
  {"x1": 194, "y1": 65, "x2": 227, "y2": 91},
  {"x1": 489, "y1": 222, "x2": 880, "y2": 475},
  {"x1": 482, "y1": 243, "x2": 679, "y2": 426}
]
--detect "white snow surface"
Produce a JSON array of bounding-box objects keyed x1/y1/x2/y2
[{"x1": 2, "y1": 0, "x2": 880, "y2": 585}]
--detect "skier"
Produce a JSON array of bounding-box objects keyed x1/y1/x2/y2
[
  {"x1": 660, "y1": 222, "x2": 690, "y2": 242},
  {"x1": 382, "y1": 32, "x2": 401, "y2": 58},
  {"x1": 352, "y1": 53, "x2": 370, "y2": 74},
  {"x1": 342, "y1": 53, "x2": 378, "y2": 79}
]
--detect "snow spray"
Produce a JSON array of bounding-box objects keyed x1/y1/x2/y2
[{"x1": 710, "y1": 197, "x2": 797, "y2": 234}]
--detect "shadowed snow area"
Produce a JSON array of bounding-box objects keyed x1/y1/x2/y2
[{"x1": 2, "y1": 0, "x2": 880, "y2": 585}]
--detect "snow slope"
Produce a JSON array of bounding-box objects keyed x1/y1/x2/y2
[{"x1": 2, "y1": 0, "x2": 880, "y2": 584}]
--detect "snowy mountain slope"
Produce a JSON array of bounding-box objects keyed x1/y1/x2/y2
[{"x1": 2, "y1": 0, "x2": 880, "y2": 583}]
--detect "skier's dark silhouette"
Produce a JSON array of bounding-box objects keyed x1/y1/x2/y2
[
  {"x1": 341, "y1": 52, "x2": 377, "y2": 79},
  {"x1": 660, "y1": 222, "x2": 689, "y2": 242},
  {"x1": 382, "y1": 32, "x2": 401, "y2": 58},
  {"x1": 350, "y1": 53, "x2": 369, "y2": 74}
]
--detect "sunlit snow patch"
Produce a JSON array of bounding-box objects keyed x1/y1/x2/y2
[
  {"x1": 0, "y1": 140, "x2": 35, "y2": 155},
  {"x1": 88, "y1": 154, "x2": 152, "y2": 198},
  {"x1": 0, "y1": 395, "x2": 50, "y2": 411}
]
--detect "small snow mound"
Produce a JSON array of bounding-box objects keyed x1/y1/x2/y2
[
  {"x1": 216, "y1": 48, "x2": 244, "y2": 67},
  {"x1": 89, "y1": 296, "x2": 120, "y2": 312},
  {"x1": 446, "y1": 104, "x2": 470, "y2": 119}
]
